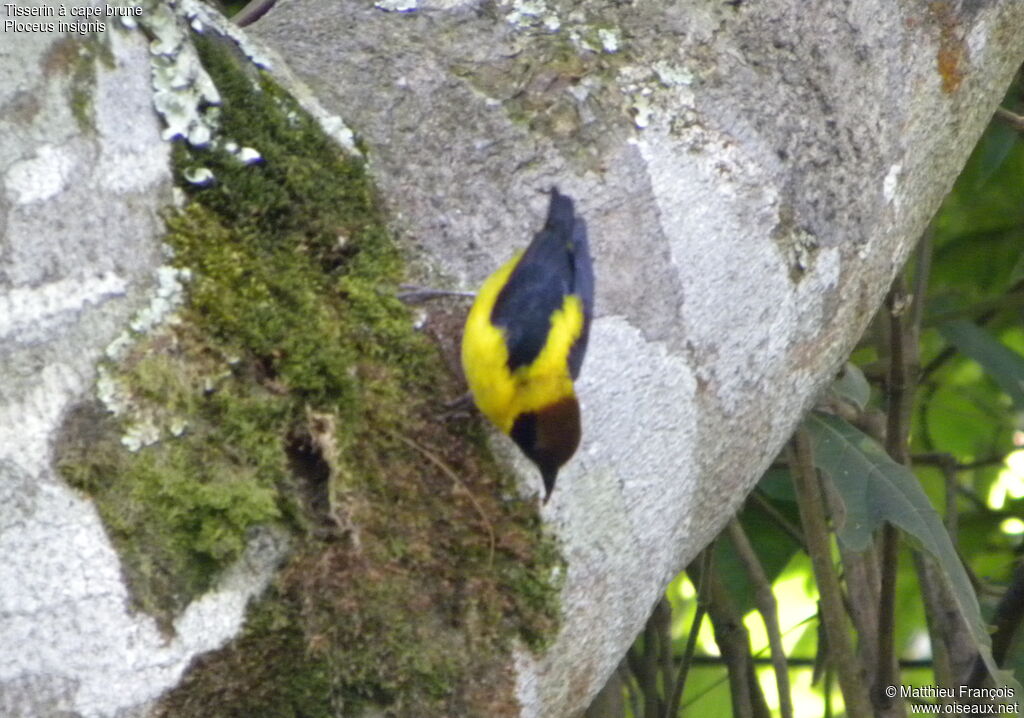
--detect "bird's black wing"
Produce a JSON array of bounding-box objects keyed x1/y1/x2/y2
[
  {"x1": 491, "y1": 189, "x2": 593, "y2": 377},
  {"x1": 566, "y1": 213, "x2": 593, "y2": 380}
]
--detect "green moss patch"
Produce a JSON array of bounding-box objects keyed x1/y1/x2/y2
[
  {"x1": 44, "y1": 33, "x2": 112, "y2": 131},
  {"x1": 56, "y1": 31, "x2": 561, "y2": 716}
]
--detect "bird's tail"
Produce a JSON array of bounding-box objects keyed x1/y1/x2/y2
[{"x1": 544, "y1": 187, "x2": 577, "y2": 239}]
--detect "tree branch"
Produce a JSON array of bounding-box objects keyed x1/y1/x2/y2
[
  {"x1": 232, "y1": 0, "x2": 278, "y2": 27},
  {"x1": 727, "y1": 519, "x2": 794, "y2": 718},
  {"x1": 921, "y1": 279, "x2": 1024, "y2": 380},
  {"x1": 912, "y1": 453, "x2": 1006, "y2": 471},
  {"x1": 689, "y1": 554, "x2": 771, "y2": 718},
  {"x1": 968, "y1": 561, "x2": 1024, "y2": 687},
  {"x1": 749, "y1": 489, "x2": 807, "y2": 550},
  {"x1": 665, "y1": 547, "x2": 714, "y2": 718},
  {"x1": 788, "y1": 431, "x2": 872, "y2": 718},
  {"x1": 995, "y1": 107, "x2": 1024, "y2": 132},
  {"x1": 874, "y1": 278, "x2": 915, "y2": 716}
]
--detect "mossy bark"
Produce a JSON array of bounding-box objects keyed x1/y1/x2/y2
[{"x1": 56, "y1": 31, "x2": 562, "y2": 717}]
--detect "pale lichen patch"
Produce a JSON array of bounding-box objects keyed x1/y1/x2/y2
[
  {"x1": 129, "y1": 265, "x2": 191, "y2": 334},
  {"x1": 597, "y1": 27, "x2": 619, "y2": 53},
  {"x1": 504, "y1": 0, "x2": 562, "y2": 31},
  {"x1": 4, "y1": 144, "x2": 77, "y2": 204},
  {"x1": 375, "y1": 0, "x2": 419, "y2": 12},
  {"x1": 0, "y1": 272, "x2": 128, "y2": 342},
  {"x1": 615, "y1": 58, "x2": 699, "y2": 134},
  {"x1": 883, "y1": 162, "x2": 902, "y2": 205},
  {"x1": 182, "y1": 166, "x2": 214, "y2": 184}
]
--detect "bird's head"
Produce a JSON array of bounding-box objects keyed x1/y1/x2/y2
[{"x1": 509, "y1": 396, "x2": 581, "y2": 502}]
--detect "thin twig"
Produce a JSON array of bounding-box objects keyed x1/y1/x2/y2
[
  {"x1": 585, "y1": 664, "x2": 629, "y2": 718},
  {"x1": 232, "y1": 0, "x2": 277, "y2": 26},
  {"x1": 641, "y1": 612, "x2": 662, "y2": 717},
  {"x1": 874, "y1": 279, "x2": 914, "y2": 713},
  {"x1": 956, "y1": 485, "x2": 1001, "y2": 514},
  {"x1": 921, "y1": 279, "x2": 1024, "y2": 380},
  {"x1": 920, "y1": 345, "x2": 958, "y2": 382},
  {"x1": 901, "y1": 242, "x2": 979, "y2": 697},
  {"x1": 917, "y1": 453, "x2": 963, "y2": 544},
  {"x1": 913, "y1": 554, "x2": 957, "y2": 701},
  {"x1": 968, "y1": 561, "x2": 1024, "y2": 686},
  {"x1": 824, "y1": 662, "x2": 834, "y2": 718},
  {"x1": 923, "y1": 288, "x2": 1024, "y2": 327},
  {"x1": 654, "y1": 599, "x2": 674, "y2": 717},
  {"x1": 912, "y1": 453, "x2": 1006, "y2": 471},
  {"x1": 627, "y1": 603, "x2": 669, "y2": 717},
  {"x1": 876, "y1": 522, "x2": 901, "y2": 710},
  {"x1": 665, "y1": 603, "x2": 704, "y2": 717},
  {"x1": 680, "y1": 655, "x2": 936, "y2": 668},
  {"x1": 397, "y1": 285, "x2": 476, "y2": 303},
  {"x1": 728, "y1": 519, "x2": 794, "y2": 718},
  {"x1": 626, "y1": 645, "x2": 644, "y2": 699},
  {"x1": 663, "y1": 606, "x2": 704, "y2": 716},
  {"x1": 829, "y1": 474, "x2": 882, "y2": 670},
  {"x1": 749, "y1": 489, "x2": 807, "y2": 549},
  {"x1": 666, "y1": 546, "x2": 715, "y2": 718},
  {"x1": 788, "y1": 431, "x2": 872, "y2": 718},
  {"x1": 943, "y1": 464, "x2": 960, "y2": 545},
  {"x1": 672, "y1": 648, "x2": 945, "y2": 713},
  {"x1": 909, "y1": 228, "x2": 933, "y2": 336},
  {"x1": 691, "y1": 555, "x2": 771, "y2": 718},
  {"x1": 885, "y1": 277, "x2": 914, "y2": 464},
  {"x1": 995, "y1": 107, "x2": 1024, "y2": 132},
  {"x1": 623, "y1": 659, "x2": 644, "y2": 718},
  {"x1": 388, "y1": 431, "x2": 496, "y2": 566}
]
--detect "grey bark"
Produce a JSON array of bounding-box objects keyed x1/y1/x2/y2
[
  {"x1": 1, "y1": 0, "x2": 1022, "y2": 715},
  {"x1": 0, "y1": 5, "x2": 291, "y2": 716},
  {"x1": 249, "y1": 1, "x2": 1024, "y2": 714}
]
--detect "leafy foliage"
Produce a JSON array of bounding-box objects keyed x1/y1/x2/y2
[
  {"x1": 600, "y1": 72, "x2": 1024, "y2": 718},
  {"x1": 806, "y1": 412, "x2": 999, "y2": 683},
  {"x1": 939, "y1": 320, "x2": 1024, "y2": 411}
]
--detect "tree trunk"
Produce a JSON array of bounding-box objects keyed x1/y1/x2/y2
[{"x1": 1, "y1": 0, "x2": 1022, "y2": 715}]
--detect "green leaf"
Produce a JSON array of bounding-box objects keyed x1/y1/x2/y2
[
  {"x1": 805, "y1": 412, "x2": 1011, "y2": 689},
  {"x1": 940, "y1": 320, "x2": 1024, "y2": 411},
  {"x1": 1009, "y1": 247, "x2": 1024, "y2": 288},
  {"x1": 973, "y1": 121, "x2": 1019, "y2": 188},
  {"x1": 806, "y1": 413, "x2": 947, "y2": 553},
  {"x1": 830, "y1": 362, "x2": 871, "y2": 410}
]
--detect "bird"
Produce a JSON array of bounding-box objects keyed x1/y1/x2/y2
[{"x1": 461, "y1": 188, "x2": 594, "y2": 502}]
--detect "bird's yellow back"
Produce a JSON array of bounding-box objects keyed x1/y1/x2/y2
[
  {"x1": 460, "y1": 188, "x2": 593, "y2": 500},
  {"x1": 462, "y1": 252, "x2": 584, "y2": 433}
]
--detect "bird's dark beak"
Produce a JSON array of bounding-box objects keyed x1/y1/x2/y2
[{"x1": 541, "y1": 468, "x2": 558, "y2": 504}]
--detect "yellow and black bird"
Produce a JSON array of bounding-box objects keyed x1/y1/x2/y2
[{"x1": 461, "y1": 188, "x2": 594, "y2": 501}]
